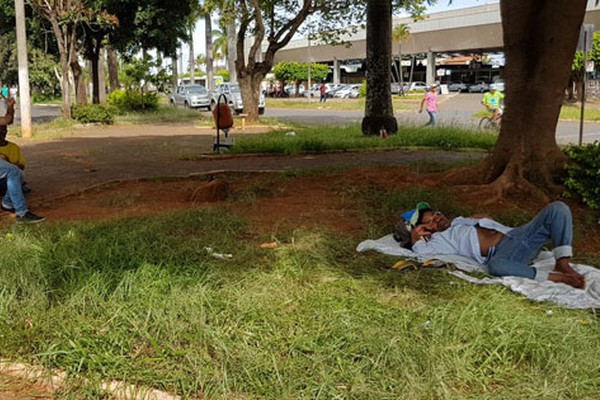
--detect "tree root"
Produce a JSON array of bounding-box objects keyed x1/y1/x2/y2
[{"x1": 452, "y1": 166, "x2": 550, "y2": 206}]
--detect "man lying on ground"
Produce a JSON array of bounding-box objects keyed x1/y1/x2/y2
[
  {"x1": 404, "y1": 201, "x2": 585, "y2": 289},
  {"x1": 0, "y1": 94, "x2": 45, "y2": 224}
]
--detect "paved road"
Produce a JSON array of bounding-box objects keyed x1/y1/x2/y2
[
  {"x1": 264, "y1": 93, "x2": 600, "y2": 145},
  {"x1": 18, "y1": 94, "x2": 600, "y2": 145}
]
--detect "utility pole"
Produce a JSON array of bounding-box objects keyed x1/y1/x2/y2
[{"x1": 14, "y1": 0, "x2": 32, "y2": 137}]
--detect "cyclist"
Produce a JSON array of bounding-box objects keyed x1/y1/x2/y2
[{"x1": 481, "y1": 83, "x2": 504, "y2": 122}]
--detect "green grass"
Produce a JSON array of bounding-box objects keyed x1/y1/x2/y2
[
  {"x1": 0, "y1": 184, "x2": 599, "y2": 398},
  {"x1": 560, "y1": 103, "x2": 600, "y2": 122},
  {"x1": 267, "y1": 97, "x2": 421, "y2": 111},
  {"x1": 114, "y1": 106, "x2": 215, "y2": 125},
  {"x1": 230, "y1": 124, "x2": 497, "y2": 155}
]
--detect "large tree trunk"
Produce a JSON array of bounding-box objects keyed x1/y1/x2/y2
[
  {"x1": 89, "y1": 41, "x2": 101, "y2": 104},
  {"x1": 107, "y1": 47, "x2": 119, "y2": 93},
  {"x1": 447, "y1": 0, "x2": 587, "y2": 199},
  {"x1": 107, "y1": 46, "x2": 119, "y2": 93},
  {"x1": 188, "y1": 28, "x2": 195, "y2": 84},
  {"x1": 361, "y1": 0, "x2": 397, "y2": 135},
  {"x1": 238, "y1": 73, "x2": 263, "y2": 120},
  {"x1": 50, "y1": 20, "x2": 73, "y2": 119},
  {"x1": 227, "y1": 20, "x2": 237, "y2": 82},
  {"x1": 171, "y1": 55, "x2": 178, "y2": 92},
  {"x1": 70, "y1": 47, "x2": 87, "y2": 105},
  {"x1": 98, "y1": 47, "x2": 106, "y2": 103},
  {"x1": 205, "y1": 12, "x2": 214, "y2": 91}
]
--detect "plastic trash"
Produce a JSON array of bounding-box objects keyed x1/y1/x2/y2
[
  {"x1": 285, "y1": 131, "x2": 296, "y2": 136},
  {"x1": 204, "y1": 246, "x2": 233, "y2": 260}
]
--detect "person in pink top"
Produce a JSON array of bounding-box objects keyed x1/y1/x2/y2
[{"x1": 419, "y1": 84, "x2": 438, "y2": 127}]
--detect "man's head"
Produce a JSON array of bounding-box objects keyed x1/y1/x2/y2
[
  {"x1": 417, "y1": 209, "x2": 451, "y2": 233},
  {"x1": 489, "y1": 83, "x2": 497, "y2": 92}
]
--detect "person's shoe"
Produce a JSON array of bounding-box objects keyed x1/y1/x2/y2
[
  {"x1": 1, "y1": 203, "x2": 15, "y2": 213},
  {"x1": 16, "y1": 212, "x2": 46, "y2": 224}
]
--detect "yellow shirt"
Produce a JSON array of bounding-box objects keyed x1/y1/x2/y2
[{"x1": 0, "y1": 141, "x2": 26, "y2": 168}]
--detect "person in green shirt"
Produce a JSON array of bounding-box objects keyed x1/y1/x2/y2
[{"x1": 481, "y1": 84, "x2": 504, "y2": 122}]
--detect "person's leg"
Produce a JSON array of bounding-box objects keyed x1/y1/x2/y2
[
  {"x1": 430, "y1": 111, "x2": 437, "y2": 127},
  {"x1": 487, "y1": 202, "x2": 584, "y2": 286},
  {"x1": 0, "y1": 160, "x2": 28, "y2": 216}
]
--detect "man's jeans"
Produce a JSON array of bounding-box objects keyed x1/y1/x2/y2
[
  {"x1": 426, "y1": 111, "x2": 437, "y2": 127},
  {"x1": 487, "y1": 202, "x2": 573, "y2": 281},
  {"x1": 0, "y1": 160, "x2": 28, "y2": 216}
]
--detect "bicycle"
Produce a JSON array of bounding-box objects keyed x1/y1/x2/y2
[
  {"x1": 478, "y1": 115, "x2": 501, "y2": 131},
  {"x1": 478, "y1": 107, "x2": 503, "y2": 132}
]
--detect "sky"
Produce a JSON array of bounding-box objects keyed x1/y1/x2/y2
[{"x1": 178, "y1": 0, "x2": 501, "y2": 73}]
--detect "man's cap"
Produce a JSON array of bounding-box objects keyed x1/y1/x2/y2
[
  {"x1": 489, "y1": 83, "x2": 497, "y2": 90},
  {"x1": 401, "y1": 201, "x2": 431, "y2": 227}
]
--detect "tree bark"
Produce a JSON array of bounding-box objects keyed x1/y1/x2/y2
[
  {"x1": 227, "y1": 20, "x2": 237, "y2": 82},
  {"x1": 188, "y1": 27, "x2": 195, "y2": 84},
  {"x1": 171, "y1": 55, "x2": 178, "y2": 93},
  {"x1": 70, "y1": 50, "x2": 87, "y2": 105},
  {"x1": 447, "y1": 0, "x2": 587, "y2": 197},
  {"x1": 361, "y1": 0, "x2": 397, "y2": 135},
  {"x1": 205, "y1": 12, "x2": 214, "y2": 91},
  {"x1": 107, "y1": 46, "x2": 119, "y2": 93},
  {"x1": 98, "y1": 47, "x2": 106, "y2": 103}
]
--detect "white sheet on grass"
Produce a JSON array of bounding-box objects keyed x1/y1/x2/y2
[{"x1": 357, "y1": 234, "x2": 600, "y2": 309}]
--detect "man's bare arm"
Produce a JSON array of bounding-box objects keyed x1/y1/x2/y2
[{"x1": 0, "y1": 95, "x2": 15, "y2": 125}]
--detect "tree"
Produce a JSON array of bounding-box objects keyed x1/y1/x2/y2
[
  {"x1": 392, "y1": 23, "x2": 410, "y2": 95},
  {"x1": 234, "y1": 1, "x2": 368, "y2": 122},
  {"x1": 445, "y1": 0, "x2": 588, "y2": 200},
  {"x1": 362, "y1": 0, "x2": 397, "y2": 135},
  {"x1": 28, "y1": 0, "x2": 82, "y2": 119}
]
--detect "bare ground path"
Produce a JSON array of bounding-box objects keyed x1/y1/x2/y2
[{"x1": 14, "y1": 122, "x2": 485, "y2": 201}]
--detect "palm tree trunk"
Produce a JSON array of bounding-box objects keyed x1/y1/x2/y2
[
  {"x1": 227, "y1": 20, "x2": 237, "y2": 82},
  {"x1": 205, "y1": 12, "x2": 214, "y2": 91},
  {"x1": 361, "y1": 0, "x2": 397, "y2": 135}
]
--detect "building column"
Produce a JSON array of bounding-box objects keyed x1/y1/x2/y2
[
  {"x1": 333, "y1": 58, "x2": 340, "y2": 84},
  {"x1": 426, "y1": 50, "x2": 436, "y2": 85}
]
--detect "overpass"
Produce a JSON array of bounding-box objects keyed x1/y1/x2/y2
[{"x1": 267, "y1": 1, "x2": 600, "y2": 85}]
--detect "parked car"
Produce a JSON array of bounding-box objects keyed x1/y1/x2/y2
[
  {"x1": 448, "y1": 81, "x2": 468, "y2": 92},
  {"x1": 326, "y1": 83, "x2": 345, "y2": 97},
  {"x1": 169, "y1": 84, "x2": 211, "y2": 110},
  {"x1": 285, "y1": 84, "x2": 305, "y2": 97},
  {"x1": 468, "y1": 81, "x2": 489, "y2": 93},
  {"x1": 211, "y1": 83, "x2": 265, "y2": 115},
  {"x1": 402, "y1": 81, "x2": 428, "y2": 92},
  {"x1": 333, "y1": 84, "x2": 361, "y2": 98}
]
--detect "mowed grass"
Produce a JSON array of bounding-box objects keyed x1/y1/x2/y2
[
  {"x1": 1, "y1": 183, "x2": 600, "y2": 399},
  {"x1": 230, "y1": 124, "x2": 497, "y2": 155}
]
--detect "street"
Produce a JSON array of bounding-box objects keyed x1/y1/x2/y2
[{"x1": 18, "y1": 94, "x2": 600, "y2": 145}]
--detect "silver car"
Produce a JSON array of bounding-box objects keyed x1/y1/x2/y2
[
  {"x1": 212, "y1": 83, "x2": 265, "y2": 115},
  {"x1": 169, "y1": 84, "x2": 211, "y2": 110}
]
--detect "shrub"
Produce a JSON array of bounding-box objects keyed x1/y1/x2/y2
[
  {"x1": 564, "y1": 142, "x2": 600, "y2": 209},
  {"x1": 71, "y1": 104, "x2": 114, "y2": 125},
  {"x1": 107, "y1": 89, "x2": 159, "y2": 113},
  {"x1": 358, "y1": 80, "x2": 367, "y2": 97}
]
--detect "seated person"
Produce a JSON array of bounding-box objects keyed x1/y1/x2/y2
[
  {"x1": 0, "y1": 122, "x2": 31, "y2": 195},
  {"x1": 404, "y1": 201, "x2": 585, "y2": 289},
  {"x1": 0, "y1": 94, "x2": 45, "y2": 223}
]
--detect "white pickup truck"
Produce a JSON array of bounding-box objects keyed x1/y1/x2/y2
[
  {"x1": 211, "y1": 83, "x2": 265, "y2": 115},
  {"x1": 169, "y1": 84, "x2": 211, "y2": 110}
]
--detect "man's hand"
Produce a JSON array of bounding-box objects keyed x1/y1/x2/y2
[{"x1": 411, "y1": 223, "x2": 434, "y2": 244}]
